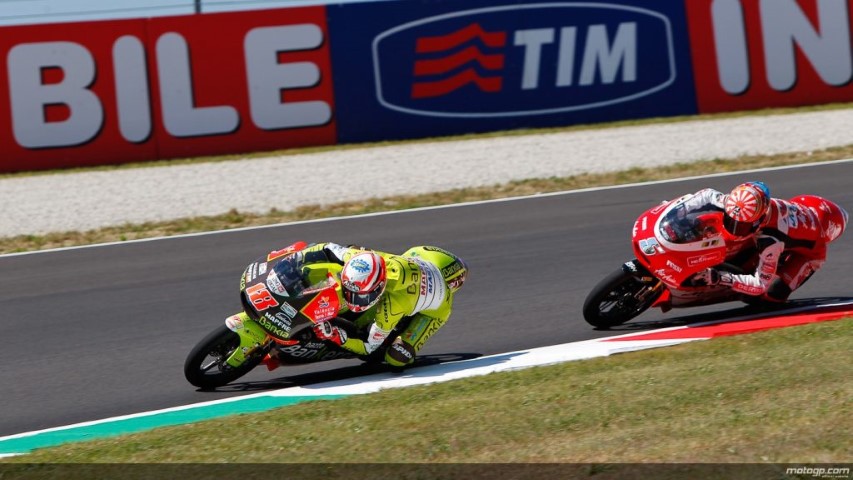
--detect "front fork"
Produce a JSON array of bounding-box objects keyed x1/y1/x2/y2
[
  {"x1": 622, "y1": 259, "x2": 669, "y2": 311},
  {"x1": 223, "y1": 312, "x2": 270, "y2": 368}
]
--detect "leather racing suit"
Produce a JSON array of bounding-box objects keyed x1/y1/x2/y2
[
  {"x1": 680, "y1": 188, "x2": 832, "y2": 301},
  {"x1": 301, "y1": 242, "x2": 466, "y2": 367}
]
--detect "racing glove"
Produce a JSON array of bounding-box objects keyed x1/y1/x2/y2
[
  {"x1": 313, "y1": 322, "x2": 348, "y2": 346},
  {"x1": 696, "y1": 268, "x2": 733, "y2": 287},
  {"x1": 322, "y1": 243, "x2": 348, "y2": 265}
]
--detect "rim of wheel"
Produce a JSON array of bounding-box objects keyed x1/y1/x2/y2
[
  {"x1": 198, "y1": 341, "x2": 238, "y2": 376},
  {"x1": 597, "y1": 280, "x2": 642, "y2": 319}
]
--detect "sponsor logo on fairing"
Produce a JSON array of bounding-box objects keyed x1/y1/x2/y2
[
  {"x1": 666, "y1": 260, "x2": 683, "y2": 272},
  {"x1": 260, "y1": 313, "x2": 290, "y2": 339},
  {"x1": 301, "y1": 293, "x2": 338, "y2": 323},
  {"x1": 687, "y1": 251, "x2": 723, "y2": 267},
  {"x1": 278, "y1": 343, "x2": 352, "y2": 361},
  {"x1": 245, "y1": 263, "x2": 259, "y2": 282},
  {"x1": 274, "y1": 312, "x2": 293, "y2": 329},
  {"x1": 654, "y1": 269, "x2": 679, "y2": 287},
  {"x1": 372, "y1": 3, "x2": 676, "y2": 118},
  {"x1": 279, "y1": 302, "x2": 298, "y2": 319},
  {"x1": 266, "y1": 271, "x2": 288, "y2": 296}
]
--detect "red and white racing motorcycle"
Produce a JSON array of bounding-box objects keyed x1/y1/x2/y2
[{"x1": 583, "y1": 197, "x2": 763, "y2": 328}]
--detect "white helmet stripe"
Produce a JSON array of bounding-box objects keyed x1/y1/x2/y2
[{"x1": 365, "y1": 257, "x2": 379, "y2": 290}]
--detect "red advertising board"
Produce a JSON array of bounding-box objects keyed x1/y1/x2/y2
[
  {"x1": 0, "y1": 7, "x2": 336, "y2": 172},
  {"x1": 687, "y1": 0, "x2": 853, "y2": 113}
]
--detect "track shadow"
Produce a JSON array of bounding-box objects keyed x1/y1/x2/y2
[
  {"x1": 210, "y1": 352, "x2": 483, "y2": 393},
  {"x1": 601, "y1": 296, "x2": 853, "y2": 332}
]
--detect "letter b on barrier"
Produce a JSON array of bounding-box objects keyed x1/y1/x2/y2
[{"x1": 7, "y1": 41, "x2": 104, "y2": 149}]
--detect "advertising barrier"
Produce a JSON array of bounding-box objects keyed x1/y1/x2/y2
[
  {"x1": 0, "y1": 0, "x2": 850, "y2": 172},
  {"x1": 687, "y1": 0, "x2": 853, "y2": 113},
  {"x1": 329, "y1": 0, "x2": 698, "y2": 142},
  {"x1": 0, "y1": 7, "x2": 335, "y2": 171}
]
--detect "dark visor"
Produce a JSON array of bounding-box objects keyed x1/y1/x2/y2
[
  {"x1": 724, "y1": 215, "x2": 758, "y2": 237},
  {"x1": 343, "y1": 287, "x2": 382, "y2": 310}
]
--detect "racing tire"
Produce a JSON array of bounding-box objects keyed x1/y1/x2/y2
[
  {"x1": 184, "y1": 324, "x2": 264, "y2": 390},
  {"x1": 582, "y1": 267, "x2": 661, "y2": 329}
]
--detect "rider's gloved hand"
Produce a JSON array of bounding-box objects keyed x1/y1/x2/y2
[
  {"x1": 313, "y1": 322, "x2": 347, "y2": 346},
  {"x1": 323, "y1": 243, "x2": 348, "y2": 265},
  {"x1": 696, "y1": 268, "x2": 733, "y2": 287}
]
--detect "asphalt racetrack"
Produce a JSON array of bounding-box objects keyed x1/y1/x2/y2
[{"x1": 2, "y1": 161, "x2": 851, "y2": 437}]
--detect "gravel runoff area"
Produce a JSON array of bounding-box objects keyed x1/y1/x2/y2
[{"x1": 3, "y1": 108, "x2": 853, "y2": 238}]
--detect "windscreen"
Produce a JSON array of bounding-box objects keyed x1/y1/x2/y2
[
  {"x1": 658, "y1": 204, "x2": 715, "y2": 245},
  {"x1": 271, "y1": 252, "x2": 307, "y2": 297}
]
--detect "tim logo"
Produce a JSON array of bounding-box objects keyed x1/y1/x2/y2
[
  {"x1": 373, "y1": 3, "x2": 676, "y2": 118},
  {"x1": 411, "y1": 24, "x2": 507, "y2": 99}
]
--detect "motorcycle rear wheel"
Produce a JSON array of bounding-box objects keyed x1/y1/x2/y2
[
  {"x1": 582, "y1": 267, "x2": 661, "y2": 329},
  {"x1": 184, "y1": 324, "x2": 264, "y2": 390}
]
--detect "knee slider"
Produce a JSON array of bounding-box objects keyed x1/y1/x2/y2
[
  {"x1": 766, "y1": 278, "x2": 792, "y2": 302},
  {"x1": 385, "y1": 339, "x2": 415, "y2": 367}
]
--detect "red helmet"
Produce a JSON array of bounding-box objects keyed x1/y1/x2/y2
[
  {"x1": 724, "y1": 181, "x2": 771, "y2": 237},
  {"x1": 340, "y1": 252, "x2": 387, "y2": 312},
  {"x1": 793, "y1": 195, "x2": 848, "y2": 243}
]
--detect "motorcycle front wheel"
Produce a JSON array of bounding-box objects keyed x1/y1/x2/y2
[
  {"x1": 184, "y1": 324, "x2": 264, "y2": 390},
  {"x1": 582, "y1": 266, "x2": 662, "y2": 329}
]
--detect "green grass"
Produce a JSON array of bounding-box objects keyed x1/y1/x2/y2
[{"x1": 4, "y1": 319, "x2": 850, "y2": 465}]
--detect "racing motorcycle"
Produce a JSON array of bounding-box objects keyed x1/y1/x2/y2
[
  {"x1": 184, "y1": 241, "x2": 406, "y2": 390},
  {"x1": 582, "y1": 196, "x2": 759, "y2": 329}
]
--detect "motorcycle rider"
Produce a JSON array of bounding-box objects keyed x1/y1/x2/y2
[
  {"x1": 677, "y1": 181, "x2": 847, "y2": 301},
  {"x1": 299, "y1": 242, "x2": 468, "y2": 368}
]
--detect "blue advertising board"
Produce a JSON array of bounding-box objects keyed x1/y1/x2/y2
[{"x1": 328, "y1": 0, "x2": 698, "y2": 142}]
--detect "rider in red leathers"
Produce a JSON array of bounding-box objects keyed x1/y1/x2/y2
[{"x1": 678, "y1": 182, "x2": 847, "y2": 302}]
